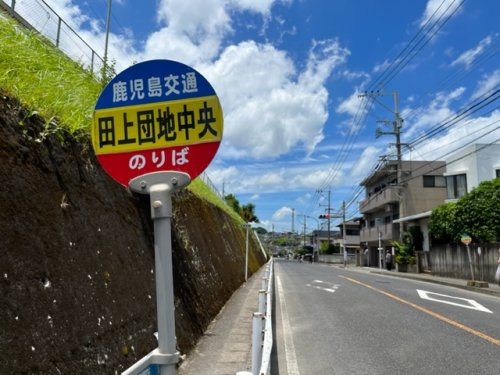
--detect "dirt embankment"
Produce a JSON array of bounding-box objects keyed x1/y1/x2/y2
[{"x1": 0, "y1": 92, "x2": 266, "y2": 374}]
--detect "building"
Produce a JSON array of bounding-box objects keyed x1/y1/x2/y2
[
  {"x1": 359, "y1": 160, "x2": 447, "y2": 265},
  {"x1": 311, "y1": 230, "x2": 340, "y2": 251},
  {"x1": 443, "y1": 143, "x2": 500, "y2": 201},
  {"x1": 393, "y1": 143, "x2": 500, "y2": 251},
  {"x1": 332, "y1": 218, "x2": 361, "y2": 253}
]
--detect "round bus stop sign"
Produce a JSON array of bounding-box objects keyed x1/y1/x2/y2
[
  {"x1": 461, "y1": 234, "x2": 472, "y2": 245},
  {"x1": 91, "y1": 60, "x2": 223, "y2": 187}
]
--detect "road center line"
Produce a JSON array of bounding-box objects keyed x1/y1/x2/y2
[
  {"x1": 339, "y1": 275, "x2": 500, "y2": 346},
  {"x1": 276, "y1": 275, "x2": 300, "y2": 375}
]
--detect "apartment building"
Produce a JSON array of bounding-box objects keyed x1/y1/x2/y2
[{"x1": 359, "y1": 160, "x2": 446, "y2": 265}]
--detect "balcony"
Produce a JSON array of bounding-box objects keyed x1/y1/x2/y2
[
  {"x1": 360, "y1": 223, "x2": 399, "y2": 243},
  {"x1": 359, "y1": 186, "x2": 399, "y2": 214}
]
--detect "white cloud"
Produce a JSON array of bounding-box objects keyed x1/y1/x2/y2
[
  {"x1": 419, "y1": 0, "x2": 463, "y2": 28},
  {"x1": 202, "y1": 39, "x2": 349, "y2": 159},
  {"x1": 405, "y1": 87, "x2": 466, "y2": 139},
  {"x1": 272, "y1": 206, "x2": 293, "y2": 220},
  {"x1": 471, "y1": 69, "x2": 500, "y2": 100},
  {"x1": 349, "y1": 146, "x2": 382, "y2": 180},
  {"x1": 373, "y1": 59, "x2": 391, "y2": 74},
  {"x1": 208, "y1": 161, "x2": 350, "y2": 194},
  {"x1": 451, "y1": 34, "x2": 494, "y2": 70},
  {"x1": 337, "y1": 91, "x2": 362, "y2": 117},
  {"x1": 250, "y1": 194, "x2": 260, "y2": 200},
  {"x1": 295, "y1": 193, "x2": 312, "y2": 204},
  {"x1": 411, "y1": 110, "x2": 500, "y2": 161}
]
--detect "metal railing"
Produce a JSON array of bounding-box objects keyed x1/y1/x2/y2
[
  {"x1": 237, "y1": 259, "x2": 274, "y2": 375},
  {"x1": 0, "y1": 0, "x2": 111, "y2": 78},
  {"x1": 199, "y1": 171, "x2": 225, "y2": 201}
]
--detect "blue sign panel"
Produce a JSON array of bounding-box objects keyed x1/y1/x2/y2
[
  {"x1": 138, "y1": 364, "x2": 159, "y2": 375},
  {"x1": 95, "y1": 59, "x2": 216, "y2": 110}
]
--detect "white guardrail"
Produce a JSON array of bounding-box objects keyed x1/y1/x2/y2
[{"x1": 237, "y1": 258, "x2": 274, "y2": 375}]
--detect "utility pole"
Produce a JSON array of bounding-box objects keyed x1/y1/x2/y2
[
  {"x1": 291, "y1": 208, "x2": 295, "y2": 234},
  {"x1": 317, "y1": 188, "x2": 332, "y2": 248},
  {"x1": 303, "y1": 215, "x2": 307, "y2": 248},
  {"x1": 363, "y1": 90, "x2": 405, "y2": 241},
  {"x1": 222, "y1": 180, "x2": 225, "y2": 197},
  {"x1": 342, "y1": 200, "x2": 347, "y2": 267},
  {"x1": 327, "y1": 189, "x2": 331, "y2": 247},
  {"x1": 103, "y1": 0, "x2": 112, "y2": 81}
]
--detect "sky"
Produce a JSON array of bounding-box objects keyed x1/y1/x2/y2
[{"x1": 10, "y1": 0, "x2": 500, "y2": 233}]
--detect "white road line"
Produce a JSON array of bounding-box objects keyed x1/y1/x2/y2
[
  {"x1": 313, "y1": 286, "x2": 336, "y2": 293},
  {"x1": 417, "y1": 289, "x2": 493, "y2": 313},
  {"x1": 276, "y1": 275, "x2": 300, "y2": 375}
]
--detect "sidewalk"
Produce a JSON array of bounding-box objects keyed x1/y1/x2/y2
[
  {"x1": 336, "y1": 264, "x2": 500, "y2": 297},
  {"x1": 178, "y1": 266, "x2": 265, "y2": 375}
]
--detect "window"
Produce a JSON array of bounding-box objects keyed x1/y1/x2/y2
[
  {"x1": 346, "y1": 229, "x2": 360, "y2": 236},
  {"x1": 369, "y1": 220, "x2": 375, "y2": 228},
  {"x1": 384, "y1": 216, "x2": 391, "y2": 224},
  {"x1": 496, "y1": 169, "x2": 500, "y2": 178},
  {"x1": 446, "y1": 174, "x2": 467, "y2": 199},
  {"x1": 423, "y1": 175, "x2": 446, "y2": 187}
]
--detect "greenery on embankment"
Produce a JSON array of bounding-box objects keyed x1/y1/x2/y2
[
  {"x1": 0, "y1": 15, "x2": 101, "y2": 132},
  {"x1": 0, "y1": 14, "x2": 238, "y2": 219}
]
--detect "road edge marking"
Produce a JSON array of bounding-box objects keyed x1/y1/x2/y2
[
  {"x1": 339, "y1": 275, "x2": 500, "y2": 346},
  {"x1": 276, "y1": 275, "x2": 300, "y2": 375}
]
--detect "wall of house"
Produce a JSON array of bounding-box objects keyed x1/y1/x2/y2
[
  {"x1": 445, "y1": 144, "x2": 500, "y2": 193},
  {"x1": 401, "y1": 161, "x2": 447, "y2": 217}
]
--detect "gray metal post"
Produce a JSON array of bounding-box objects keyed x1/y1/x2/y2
[
  {"x1": 56, "y1": 17, "x2": 62, "y2": 47},
  {"x1": 11, "y1": 0, "x2": 15, "y2": 15},
  {"x1": 245, "y1": 224, "x2": 250, "y2": 281},
  {"x1": 378, "y1": 231, "x2": 383, "y2": 271},
  {"x1": 342, "y1": 200, "x2": 347, "y2": 267},
  {"x1": 251, "y1": 312, "x2": 264, "y2": 375},
  {"x1": 150, "y1": 184, "x2": 177, "y2": 375},
  {"x1": 258, "y1": 290, "x2": 266, "y2": 314},
  {"x1": 261, "y1": 277, "x2": 268, "y2": 291},
  {"x1": 466, "y1": 244, "x2": 475, "y2": 281},
  {"x1": 128, "y1": 172, "x2": 190, "y2": 375},
  {"x1": 103, "y1": 0, "x2": 112, "y2": 80}
]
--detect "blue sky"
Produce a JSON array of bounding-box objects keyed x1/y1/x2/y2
[{"x1": 24, "y1": 0, "x2": 500, "y2": 232}]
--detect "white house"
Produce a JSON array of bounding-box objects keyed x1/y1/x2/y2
[{"x1": 444, "y1": 143, "x2": 500, "y2": 201}]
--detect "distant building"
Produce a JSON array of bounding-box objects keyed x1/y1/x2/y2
[
  {"x1": 359, "y1": 160, "x2": 446, "y2": 265},
  {"x1": 311, "y1": 230, "x2": 340, "y2": 251},
  {"x1": 333, "y1": 218, "x2": 361, "y2": 253}
]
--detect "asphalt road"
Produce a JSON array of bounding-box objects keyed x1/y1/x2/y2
[{"x1": 273, "y1": 259, "x2": 500, "y2": 375}]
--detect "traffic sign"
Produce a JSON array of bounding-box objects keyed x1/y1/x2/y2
[
  {"x1": 92, "y1": 59, "x2": 223, "y2": 186},
  {"x1": 461, "y1": 234, "x2": 472, "y2": 245}
]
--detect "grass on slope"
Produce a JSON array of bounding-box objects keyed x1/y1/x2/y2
[
  {"x1": 188, "y1": 179, "x2": 244, "y2": 224},
  {"x1": 0, "y1": 14, "x2": 235, "y2": 217},
  {"x1": 0, "y1": 15, "x2": 101, "y2": 132}
]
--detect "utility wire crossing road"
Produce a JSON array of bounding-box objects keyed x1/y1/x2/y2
[{"x1": 273, "y1": 260, "x2": 500, "y2": 375}]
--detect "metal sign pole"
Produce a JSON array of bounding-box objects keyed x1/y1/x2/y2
[
  {"x1": 466, "y1": 244, "x2": 475, "y2": 282},
  {"x1": 127, "y1": 172, "x2": 191, "y2": 375},
  {"x1": 244, "y1": 224, "x2": 250, "y2": 281}
]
